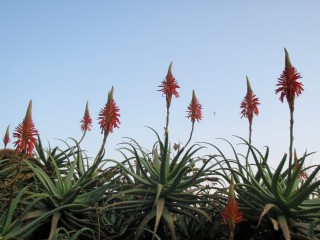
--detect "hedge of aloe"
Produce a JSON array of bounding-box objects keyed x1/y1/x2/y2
[{"x1": 1, "y1": 49, "x2": 320, "y2": 240}]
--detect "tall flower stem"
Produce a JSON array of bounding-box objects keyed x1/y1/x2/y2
[
  {"x1": 97, "y1": 133, "x2": 108, "y2": 159},
  {"x1": 97, "y1": 86, "x2": 120, "y2": 160},
  {"x1": 10, "y1": 100, "x2": 37, "y2": 203},
  {"x1": 229, "y1": 230, "x2": 234, "y2": 240},
  {"x1": 288, "y1": 108, "x2": 294, "y2": 181},
  {"x1": 246, "y1": 122, "x2": 252, "y2": 160},
  {"x1": 158, "y1": 62, "x2": 180, "y2": 136},
  {"x1": 248, "y1": 123, "x2": 252, "y2": 146},
  {"x1": 185, "y1": 121, "x2": 194, "y2": 147},
  {"x1": 221, "y1": 176, "x2": 243, "y2": 240},
  {"x1": 9, "y1": 100, "x2": 38, "y2": 210},
  {"x1": 275, "y1": 48, "x2": 303, "y2": 183},
  {"x1": 165, "y1": 106, "x2": 170, "y2": 135},
  {"x1": 240, "y1": 77, "x2": 260, "y2": 160},
  {"x1": 79, "y1": 132, "x2": 86, "y2": 144}
]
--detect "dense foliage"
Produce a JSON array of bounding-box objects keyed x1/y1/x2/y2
[{"x1": 1, "y1": 50, "x2": 319, "y2": 240}]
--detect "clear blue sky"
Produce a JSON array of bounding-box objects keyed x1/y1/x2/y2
[{"x1": 1, "y1": 1, "x2": 319, "y2": 168}]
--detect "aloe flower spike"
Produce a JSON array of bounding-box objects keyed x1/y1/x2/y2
[
  {"x1": 98, "y1": 86, "x2": 120, "y2": 136},
  {"x1": 276, "y1": 48, "x2": 304, "y2": 184},
  {"x1": 13, "y1": 100, "x2": 38, "y2": 156},
  {"x1": 240, "y1": 76, "x2": 260, "y2": 152},
  {"x1": 222, "y1": 176, "x2": 243, "y2": 240},
  {"x1": 158, "y1": 62, "x2": 180, "y2": 134},
  {"x1": 79, "y1": 101, "x2": 92, "y2": 144},
  {"x1": 186, "y1": 90, "x2": 203, "y2": 123},
  {"x1": 97, "y1": 86, "x2": 120, "y2": 157},
  {"x1": 185, "y1": 90, "x2": 203, "y2": 147},
  {"x1": 275, "y1": 48, "x2": 303, "y2": 110},
  {"x1": 80, "y1": 101, "x2": 92, "y2": 132}
]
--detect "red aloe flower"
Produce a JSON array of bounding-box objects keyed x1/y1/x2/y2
[
  {"x1": 186, "y1": 90, "x2": 203, "y2": 123},
  {"x1": 98, "y1": 86, "x2": 120, "y2": 136},
  {"x1": 13, "y1": 100, "x2": 38, "y2": 156},
  {"x1": 240, "y1": 76, "x2": 260, "y2": 125},
  {"x1": 158, "y1": 62, "x2": 180, "y2": 108},
  {"x1": 3, "y1": 125, "x2": 10, "y2": 149},
  {"x1": 222, "y1": 197, "x2": 243, "y2": 226},
  {"x1": 80, "y1": 101, "x2": 92, "y2": 132},
  {"x1": 221, "y1": 177, "x2": 243, "y2": 239},
  {"x1": 275, "y1": 48, "x2": 304, "y2": 111}
]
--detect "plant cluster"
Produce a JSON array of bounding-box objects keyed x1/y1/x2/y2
[{"x1": 1, "y1": 49, "x2": 319, "y2": 240}]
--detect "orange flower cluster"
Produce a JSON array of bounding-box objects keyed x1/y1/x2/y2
[
  {"x1": 221, "y1": 197, "x2": 243, "y2": 226},
  {"x1": 80, "y1": 101, "x2": 92, "y2": 132},
  {"x1": 187, "y1": 90, "x2": 203, "y2": 123},
  {"x1": 275, "y1": 48, "x2": 304, "y2": 111},
  {"x1": 13, "y1": 100, "x2": 38, "y2": 156},
  {"x1": 240, "y1": 76, "x2": 260, "y2": 125},
  {"x1": 221, "y1": 177, "x2": 243, "y2": 239},
  {"x1": 98, "y1": 86, "x2": 120, "y2": 137},
  {"x1": 158, "y1": 62, "x2": 180, "y2": 108}
]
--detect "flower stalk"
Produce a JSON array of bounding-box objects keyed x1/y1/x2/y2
[
  {"x1": 275, "y1": 48, "x2": 304, "y2": 181},
  {"x1": 97, "y1": 86, "x2": 120, "y2": 156},
  {"x1": 240, "y1": 76, "x2": 260, "y2": 158},
  {"x1": 9, "y1": 100, "x2": 39, "y2": 214},
  {"x1": 222, "y1": 176, "x2": 243, "y2": 240},
  {"x1": 158, "y1": 62, "x2": 180, "y2": 135}
]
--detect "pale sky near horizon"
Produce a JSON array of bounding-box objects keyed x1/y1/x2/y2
[{"x1": 1, "y1": 1, "x2": 320, "y2": 169}]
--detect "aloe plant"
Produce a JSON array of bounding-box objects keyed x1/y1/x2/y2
[
  {"x1": 99, "y1": 63, "x2": 225, "y2": 239},
  {"x1": 103, "y1": 128, "x2": 221, "y2": 240},
  {"x1": 0, "y1": 187, "x2": 81, "y2": 240},
  {"x1": 25, "y1": 138, "x2": 118, "y2": 239},
  {"x1": 210, "y1": 138, "x2": 320, "y2": 239}
]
